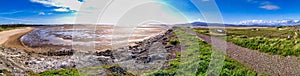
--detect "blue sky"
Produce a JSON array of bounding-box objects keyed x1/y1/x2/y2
[
  {"x1": 160, "y1": 0, "x2": 300, "y2": 23},
  {"x1": 0, "y1": 0, "x2": 79, "y2": 24},
  {"x1": 0, "y1": 0, "x2": 299, "y2": 24}
]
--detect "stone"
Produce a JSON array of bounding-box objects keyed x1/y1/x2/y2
[
  {"x1": 95, "y1": 49, "x2": 112, "y2": 56},
  {"x1": 46, "y1": 48, "x2": 74, "y2": 56}
]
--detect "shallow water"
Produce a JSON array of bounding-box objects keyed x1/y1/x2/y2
[{"x1": 21, "y1": 25, "x2": 168, "y2": 51}]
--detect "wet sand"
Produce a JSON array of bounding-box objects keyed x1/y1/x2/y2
[{"x1": 20, "y1": 25, "x2": 169, "y2": 52}]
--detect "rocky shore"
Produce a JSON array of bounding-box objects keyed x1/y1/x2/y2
[{"x1": 0, "y1": 27, "x2": 181, "y2": 75}]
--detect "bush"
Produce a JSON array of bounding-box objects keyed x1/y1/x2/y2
[{"x1": 169, "y1": 38, "x2": 180, "y2": 45}]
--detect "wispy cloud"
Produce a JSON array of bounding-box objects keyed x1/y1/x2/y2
[
  {"x1": 259, "y1": 1, "x2": 280, "y2": 10},
  {"x1": 38, "y1": 12, "x2": 46, "y2": 15},
  {"x1": 0, "y1": 16, "x2": 35, "y2": 22},
  {"x1": 54, "y1": 8, "x2": 70, "y2": 12},
  {"x1": 30, "y1": 0, "x2": 83, "y2": 12},
  {"x1": 247, "y1": 0, "x2": 280, "y2": 10},
  {"x1": 0, "y1": 11, "x2": 23, "y2": 15},
  {"x1": 259, "y1": 4, "x2": 280, "y2": 10}
]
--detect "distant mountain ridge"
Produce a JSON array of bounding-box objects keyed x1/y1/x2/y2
[
  {"x1": 239, "y1": 19, "x2": 300, "y2": 26},
  {"x1": 182, "y1": 19, "x2": 300, "y2": 27}
]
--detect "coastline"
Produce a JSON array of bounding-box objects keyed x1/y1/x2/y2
[{"x1": 0, "y1": 27, "x2": 34, "y2": 46}]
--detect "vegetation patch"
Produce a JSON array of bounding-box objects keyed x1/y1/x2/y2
[
  {"x1": 226, "y1": 36, "x2": 300, "y2": 56},
  {"x1": 102, "y1": 65, "x2": 135, "y2": 76},
  {"x1": 195, "y1": 27, "x2": 300, "y2": 56},
  {"x1": 0, "y1": 25, "x2": 27, "y2": 32},
  {"x1": 35, "y1": 69, "x2": 80, "y2": 76},
  {"x1": 146, "y1": 28, "x2": 258, "y2": 76}
]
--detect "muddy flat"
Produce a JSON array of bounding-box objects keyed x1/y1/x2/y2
[{"x1": 20, "y1": 25, "x2": 169, "y2": 52}]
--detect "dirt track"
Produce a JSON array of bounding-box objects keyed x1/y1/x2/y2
[
  {"x1": 197, "y1": 33, "x2": 300, "y2": 76},
  {"x1": 0, "y1": 27, "x2": 34, "y2": 45},
  {"x1": 0, "y1": 27, "x2": 34, "y2": 51}
]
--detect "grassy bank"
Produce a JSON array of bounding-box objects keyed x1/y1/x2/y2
[
  {"x1": 195, "y1": 27, "x2": 300, "y2": 56},
  {"x1": 0, "y1": 25, "x2": 27, "y2": 32},
  {"x1": 226, "y1": 36, "x2": 300, "y2": 56},
  {"x1": 146, "y1": 28, "x2": 259, "y2": 76}
]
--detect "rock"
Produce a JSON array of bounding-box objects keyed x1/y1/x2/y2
[
  {"x1": 24, "y1": 62, "x2": 29, "y2": 65},
  {"x1": 107, "y1": 66, "x2": 127, "y2": 75},
  {"x1": 97, "y1": 57, "x2": 113, "y2": 65},
  {"x1": 46, "y1": 48, "x2": 74, "y2": 56},
  {"x1": 288, "y1": 35, "x2": 293, "y2": 39},
  {"x1": 136, "y1": 56, "x2": 152, "y2": 63},
  {"x1": 60, "y1": 62, "x2": 68, "y2": 68},
  {"x1": 95, "y1": 49, "x2": 112, "y2": 57}
]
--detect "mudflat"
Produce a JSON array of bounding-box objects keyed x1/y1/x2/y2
[{"x1": 20, "y1": 25, "x2": 169, "y2": 52}]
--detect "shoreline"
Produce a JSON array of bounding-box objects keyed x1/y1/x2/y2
[
  {"x1": 1, "y1": 27, "x2": 35, "y2": 52},
  {"x1": 0, "y1": 27, "x2": 34, "y2": 46}
]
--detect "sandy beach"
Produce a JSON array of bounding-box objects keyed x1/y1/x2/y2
[
  {"x1": 0, "y1": 27, "x2": 34, "y2": 45},
  {"x1": 0, "y1": 27, "x2": 35, "y2": 53}
]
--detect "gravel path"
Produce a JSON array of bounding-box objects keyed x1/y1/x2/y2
[{"x1": 197, "y1": 34, "x2": 300, "y2": 76}]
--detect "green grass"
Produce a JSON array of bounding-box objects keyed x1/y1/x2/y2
[
  {"x1": 26, "y1": 65, "x2": 135, "y2": 76},
  {"x1": 226, "y1": 36, "x2": 300, "y2": 56},
  {"x1": 195, "y1": 27, "x2": 300, "y2": 56},
  {"x1": 34, "y1": 69, "x2": 80, "y2": 76},
  {"x1": 169, "y1": 37, "x2": 180, "y2": 45},
  {"x1": 146, "y1": 28, "x2": 259, "y2": 76},
  {"x1": 226, "y1": 28, "x2": 297, "y2": 38},
  {"x1": 0, "y1": 25, "x2": 27, "y2": 32}
]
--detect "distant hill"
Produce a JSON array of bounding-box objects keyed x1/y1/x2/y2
[
  {"x1": 239, "y1": 19, "x2": 300, "y2": 26},
  {"x1": 178, "y1": 20, "x2": 300, "y2": 27}
]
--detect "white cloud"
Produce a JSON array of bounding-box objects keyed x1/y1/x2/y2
[
  {"x1": 30, "y1": 0, "x2": 83, "y2": 12},
  {"x1": 259, "y1": 1, "x2": 280, "y2": 10},
  {"x1": 54, "y1": 8, "x2": 70, "y2": 12},
  {"x1": 47, "y1": 13, "x2": 53, "y2": 15},
  {"x1": 0, "y1": 11, "x2": 23, "y2": 15},
  {"x1": 259, "y1": 4, "x2": 280, "y2": 10},
  {"x1": 247, "y1": 0, "x2": 280, "y2": 10},
  {"x1": 39, "y1": 12, "x2": 46, "y2": 15}
]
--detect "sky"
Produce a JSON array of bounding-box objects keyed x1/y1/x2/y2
[{"x1": 0, "y1": 0, "x2": 299, "y2": 24}]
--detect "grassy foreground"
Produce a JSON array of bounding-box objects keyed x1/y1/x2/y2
[{"x1": 146, "y1": 28, "x2": 259, "y2": 76}]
